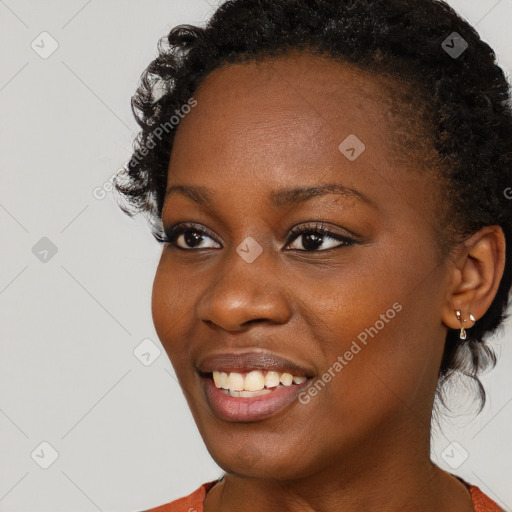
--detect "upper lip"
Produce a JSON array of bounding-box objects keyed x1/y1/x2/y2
[{"x1": 196, "y1": 351, "x2": 314, "y2": 377}]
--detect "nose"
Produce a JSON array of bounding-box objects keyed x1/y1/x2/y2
[{"x1": 196, "y1": 245, "x2": 292, "y2": 332}]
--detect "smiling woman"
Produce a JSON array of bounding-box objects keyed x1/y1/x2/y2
[{"x1": 114, "y1": 0, "x2": 512, "y2": 511}]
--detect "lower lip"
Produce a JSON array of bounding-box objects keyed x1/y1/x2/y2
[{"x1": 201, "y1": 376, "x2": 311, "y2": 422}]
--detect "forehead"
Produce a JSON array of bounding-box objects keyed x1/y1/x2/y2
[
  {"x1": 166, "y1": 51, "x2": 437, "y2": 218},
  {"x1": 175, "y1": 52, "x2": 396, "y2": 166}
]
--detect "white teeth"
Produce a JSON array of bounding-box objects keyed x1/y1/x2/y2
[
  {"x1": 227, "y1": 372, "x2": 244, "y2": 391},
  {"x1": 231, "y1": 389, "x2": 272, "y2": 397},
  {"x1": 212, "y1": 371, "x2": 228, "y2": 389},
  {"x1": 280, "y1": 372, "x2": 293, "y2": 386},
  {"x1": 244, "y1": 370, "x2": 265, "y2": 391},
  {"x1": 211, "y1": 370, "x2": 308, "y2": 392},
  {"x1": 264, "y1": 371, "x2": 280, "y2": 388}
]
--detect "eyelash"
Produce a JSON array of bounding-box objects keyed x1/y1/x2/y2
[{"x1": 155, "y1": 221, "x2": 356, "y2": 252}]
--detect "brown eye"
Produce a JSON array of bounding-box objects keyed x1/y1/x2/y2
[
  {"x1": 161, "y1": 223, "x2": 221, "y2": 250},
  {"x1": 286, "y1": 222, "x2": 356, "y2": 252}
]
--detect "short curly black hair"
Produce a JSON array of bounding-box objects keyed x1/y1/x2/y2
[{"x1": 115, "y1": 0, "x2": 512, "y2": 411}]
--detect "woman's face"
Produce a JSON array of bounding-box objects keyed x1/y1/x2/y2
[{"x1": 152, "y1": 52, "x2": 454, "y2": 479}]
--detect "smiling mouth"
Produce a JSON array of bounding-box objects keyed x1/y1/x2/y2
[
  {"x1": 199, "y1": 367, "x2": 314, "y2": 422},
  {"x1": 201, "y1": 369, "x2": 310, "y2": 397}
]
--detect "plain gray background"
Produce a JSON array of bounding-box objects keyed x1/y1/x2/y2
[{"x1": 1, "y1": 0, "x2": 511, "y2": 510}]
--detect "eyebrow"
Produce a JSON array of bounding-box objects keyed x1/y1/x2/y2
[{"x1": 165, "y1": 183, "x2": 374, "y2": 209}]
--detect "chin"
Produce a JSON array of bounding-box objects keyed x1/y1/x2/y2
[{"x1": 202, "y1": 434, "x2": 319, "y2": 482}]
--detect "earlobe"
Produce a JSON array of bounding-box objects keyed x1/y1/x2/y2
[
  {"x1": 454, "y1": 309, "x2": 476, "y2": 340},
  {"x1": 441, "y1": 225, "x2": 506, "y2": 333}
]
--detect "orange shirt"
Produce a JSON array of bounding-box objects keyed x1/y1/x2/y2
[{"x1": 144, "y1": 478, "x2": 504, "y2": 511}]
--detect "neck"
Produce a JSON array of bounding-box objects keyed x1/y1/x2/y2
[{"x1": 203, "y1": 420, "x2": 474, "y2": 512}]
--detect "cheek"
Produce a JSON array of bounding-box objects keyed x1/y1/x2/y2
[
  {"x1": 295, "y1": 237, "x2": 444, "y2": 405},
  {"x1": 151, "y1": 263, "x2": 172, "y2": 341},
  {"x1": 151, "y1": 258, "x2": 189, "y2": 357}
]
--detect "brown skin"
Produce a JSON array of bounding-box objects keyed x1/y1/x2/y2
[{"x1": 151, "y1": 52, "x2": 506, "y2": 511}]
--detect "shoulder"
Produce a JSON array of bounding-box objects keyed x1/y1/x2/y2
[
  {"x1": 469, "y1": 484, "x2": 504, "y2": 512},
  {"x1": 143, "y1": 479, "x2": 220, "y2": 512}
]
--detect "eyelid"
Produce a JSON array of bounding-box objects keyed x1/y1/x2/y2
[
  {"x1": 161, "y1": 221, "x2": 358, "y2": 251},
  {"x1": 288, "y1": 221, "x2": 358, "y2": 242},
  {"x1": 164, "y1": 222, "x2": 221, "y2": 249}
]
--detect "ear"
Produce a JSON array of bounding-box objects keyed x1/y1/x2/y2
[{"x1": 441, "y1": 225, "x2": 506, "y2": 330}]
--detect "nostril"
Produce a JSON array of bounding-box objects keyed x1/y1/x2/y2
[{"x1": 242, "y1": 318, "x2": 267, "y2": 327}]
